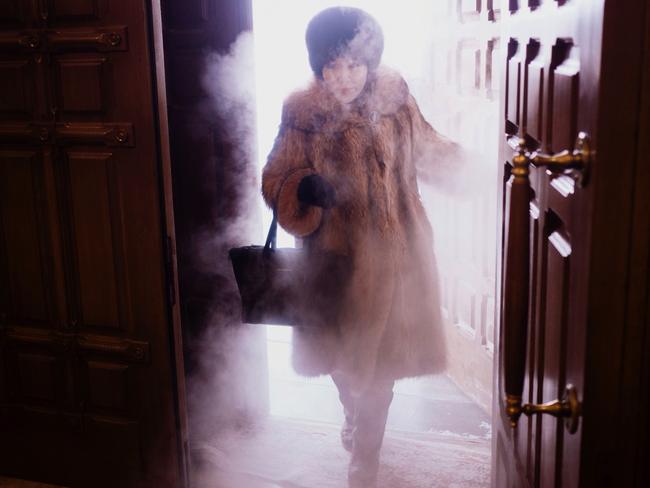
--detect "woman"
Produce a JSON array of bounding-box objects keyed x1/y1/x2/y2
[{"x1": 262, "y1": 7, "x2": 462, "y2": 486}]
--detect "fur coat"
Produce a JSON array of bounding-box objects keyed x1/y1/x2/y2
[{"x1": 262, "y1": 67, "x2": 461, "y2": 392}]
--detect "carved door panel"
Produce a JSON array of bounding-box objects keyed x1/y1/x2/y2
[
  {"x1": 0, "y1": 1, "x2": 186, "y2": 487},
  {"x1": 494, "y1": 1, "x2": 603, "y2": 487},
  {"x1": 421, "y1": 0, "x2": 501, "y2": 414}
]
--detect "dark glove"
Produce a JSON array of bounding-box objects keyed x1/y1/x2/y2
[{"x1": 297, "y1": 174, "x2": 336, "y2": 208}]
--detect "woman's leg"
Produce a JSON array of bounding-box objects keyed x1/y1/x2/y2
[
  {"x1": 331, "y1": 371, "x2": 356, "y2": 451},
  {"x1": 348, "y1": 378, "x2": 395, "y2": 486}
]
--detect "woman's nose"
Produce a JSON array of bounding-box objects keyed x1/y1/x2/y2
[{"x1": 338, "y1": 68, "x2": 352, "y2": 82}]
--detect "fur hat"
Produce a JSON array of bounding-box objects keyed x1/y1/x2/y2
[{"x1": 305, "y1": 7, "x2": 384, "y2": 79}]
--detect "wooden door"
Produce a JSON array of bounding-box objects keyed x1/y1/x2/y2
[
  {"x1": 417, "y1": 0, "x2": 500, "y2": 414},
  {"x1": 494, "y1": 1, "x2": 650, "y2": 487},
  {"x1": 0, "y1": 1, "x2": 186, "y2": 486},
  {"x1": 494, "y1": 3, "x2": 595, "y2": 484}
]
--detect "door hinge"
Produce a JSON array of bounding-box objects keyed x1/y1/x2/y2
[{"x1": 164, "y1": 236, "x2": 176, "y2": 306}]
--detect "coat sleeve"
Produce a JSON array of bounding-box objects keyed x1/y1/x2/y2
[
  {"x1": 407, "y1": 94, "x2": 470, "y2": 193},
  {"x1": 261, "y1": 113, "x2": 323, "y2": 238}
]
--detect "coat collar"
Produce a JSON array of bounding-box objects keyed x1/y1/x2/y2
[{"x1": 281, "y1": 66, "x2": 409, "y2": 133}]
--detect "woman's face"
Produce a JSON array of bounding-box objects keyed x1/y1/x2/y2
[{"x1": 322, "y1": 56, "x2": 368, "y2": 105}]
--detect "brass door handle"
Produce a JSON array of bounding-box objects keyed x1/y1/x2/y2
[
  {"x1": 507, "y1": 132, "x2": 591, "y2": 185},
  {"x1": 505, "y1": 384, "x2": 582, "y2": 434},
  {"x1": 501, "y1": 133, "x2": 590, "y2": 435}
]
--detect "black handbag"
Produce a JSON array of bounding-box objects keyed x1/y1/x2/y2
[{"x1": 228, "y1": 211, "x2": 350, "y2": 327}]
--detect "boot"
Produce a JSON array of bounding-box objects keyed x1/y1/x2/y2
[
  {"x1": 347, "y1": 379, "x2": 394, "y2": 487},
  {"x1": 348, "y1": 451, "x2": 379, "y2": 487},
  {"x1": 348, "y1": 459, "x2": 379, "y2": 488},
  {"x1": 341, "y1": 417, "x2": 354, "y2": 452}
]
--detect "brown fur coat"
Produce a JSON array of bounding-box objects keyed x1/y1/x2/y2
[{"x1": 262, "y1": 67, "x2": 460, "y2": 392}]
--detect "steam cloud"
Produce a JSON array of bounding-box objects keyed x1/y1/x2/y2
[
  {"x1": 185, "y1": 30, "x2": 268, "y2": 461},
  {"x1": 183, "y1": 4, "x2": 496, "y2": 484}
]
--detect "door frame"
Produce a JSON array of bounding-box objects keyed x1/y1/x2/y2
[{"x1": 148, "y1": 0, "x2": 189, "y2": 484}]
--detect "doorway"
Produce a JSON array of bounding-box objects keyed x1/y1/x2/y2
[
  {"x1": 253, "y1": 0, "x2": 498, "y2": 409},
  {"x1": 190, "y1": 1, "x2": 497, "y2": 486}
]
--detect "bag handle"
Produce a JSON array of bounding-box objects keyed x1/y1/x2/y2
[{"x1": 263, "y1": 209, "x2": 278, "y2": 253}]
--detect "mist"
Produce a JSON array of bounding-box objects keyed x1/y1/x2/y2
[
  {"x1": 186, "y1": 2, "x2": 495, "y2": 487},
  {"x1": 185, "y1": 30, "x2": 267, "y2": 447}
]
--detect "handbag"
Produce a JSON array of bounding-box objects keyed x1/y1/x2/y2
[{"x1": 228, "y1": 210, "x2": 350, "y2": 327}]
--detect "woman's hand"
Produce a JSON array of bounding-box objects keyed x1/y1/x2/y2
[{"x1": 297, "y1": 174, "x2": 336, "y2": 208}]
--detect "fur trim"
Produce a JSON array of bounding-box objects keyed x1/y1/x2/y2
[
  {"x1": 291, "y1": 327, "x2": 340, "y2": 376},
  {"x1": 277, "y1": 169, "x2": 323, "y2": 237}
]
